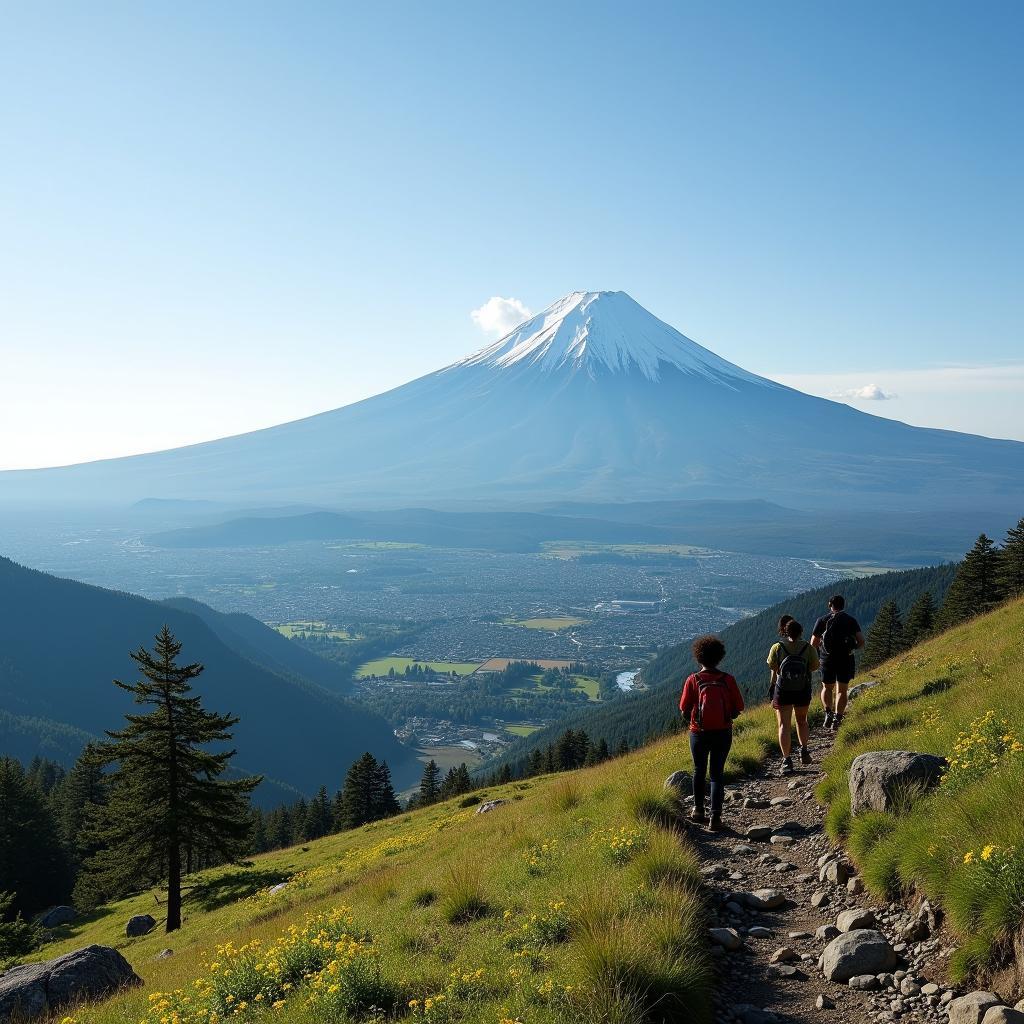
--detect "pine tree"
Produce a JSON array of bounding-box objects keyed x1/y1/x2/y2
[
  {"x1": 337, "y1": 752, "x2": 397, "y2": 829},
  {"x1": 999, "y1": 518, "x2": 1024, "y2": 598},
  {"x1": 938, "y1": 534, "x2": 1006, "y2": 629},
  {"x1": 0, "y1": 757, "x2": 71, "y2": 919},
  {"x1": 53, "y1": 743, "x2": 109, "y2": 873},
  {"x1": 615, "y1": 739, "x2": 630, "y2": 758},
  {"x1": 84, "y1": 627, "x2": 260, "y2": 932},
  {"x1": 863, "y1": 599, "x2": 906, "y2": 669},
  {"x1": 526, "y1": 749, "x2": 544, "y2": 777},
  {"x1": 904, "y1": 591, "x2": 937, "y2": 647},
  {"x1": 249, "y1": 809, "x2": 270, "y2": 854},
  {"x1": 374, "y1": 761, "x2": 400, "y2": 818},
  {"x1": 0, "y1": 890, "x2": 40, "y2": 961},
  {"x1": 418, "y1": 760, "x2": 441, "y2": 807},
  {"x1": 303, "y1": 787, "x2": 333, "y2": 841},
  {"x1": 596, "y1": 738, "x2": 610, "y2": 762}
]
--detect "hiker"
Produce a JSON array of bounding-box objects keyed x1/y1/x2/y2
[
  {"x1": 810, "y1": 594, "x2": 864, "y2": 731},
  {"x1": 767, "y1": 618, "x2": 819, "y2": 775},
  {"x1": 679, "y1": 634, "x2": 744, "y2": 832}
]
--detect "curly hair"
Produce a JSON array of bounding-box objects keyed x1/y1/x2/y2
[
  {"x1": 692, "y1": 634, "x2": 725, "y2": 669},
  {"x1": 784, "y1": 619, "x2": 804, "y2": 640},
  {"x1": 777, "y1": 614, "x2": 794, "y2": 638}
]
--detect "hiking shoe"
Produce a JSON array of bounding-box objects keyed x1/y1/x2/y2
[
  {"x1": 689, "y1": 808, "x2": 708, "y2": 825},
  {"x1": 800, "y1": 745, "x2": 812, "y2": 766},
  {"x1": 780, "y1": 756, "x2": 794, "y2": 776},
  {"x1": 823, "y1": 711, "x2": 835, "y2": 729},
  {"x1": 709, "y1": 815, "x2": 724, "y2": 832},
  {"x1": 831, "y1": 714, "x2": 844, "y2": 733}
]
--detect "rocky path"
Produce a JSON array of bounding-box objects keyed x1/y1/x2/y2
[{"x1": 681, "y1": 727, "x2": 961, "y2": 1024}]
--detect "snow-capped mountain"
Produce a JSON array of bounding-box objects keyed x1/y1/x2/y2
[
  {"x1": 2, "y1": 291, "x2": 1022, "y2": 512},
  {"x1": 457, "y1": 290, "x2": 765, "y2": 387}
]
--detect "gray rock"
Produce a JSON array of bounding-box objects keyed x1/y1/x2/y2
[
  {"x1": 125, "y1": 914, "x2": 156, "y2": 938},
  {"x1": 268, "y1": 882, "x2": 288, "y2": 895},
  {"x1": 900, "y1": 919, "x2": 929, "y2": 942},
  {"x1": 475, "y1": 799, "x2": 508, "y2": 814},
  {"x1": 837, "y1": 908, "x2": 877, "y2": 932},
  {"x1": 921, "y1": 983, "x2": 940, "y2": 996},
  {"x1": 822, "y1": 929, "x2": 898, "y2": 983},
  {"x1": 900, "y1": 979, "x2": 921, "y2": 996},
  {"x1": 770, "y1": 834, "x2": 795, "y2": 846},
  {"x1": 733, "y1": 844, "x2": 757, "y2": 855},
  {"x1": 709, "y1": 927, "x2": 743, "y2": 951},
  {"x1": 811, "y1": 889, "x2": 831, "y2": 908},
  {"x1": 770, "y1": 947, "x2": 800, "y2": 964},
  {"x1": 769, "y1": 964, "x2": 799, "y2": 978},
  {"x1": 1015, "y1": 1002, "x2": 1024, "y2": 1013},
  {"x1": 770, "y1": 797, "x2": 793, "y2": 807},
  {"x1": 848, "y1": 680, "x2": 882, "y2": 700},
  {"x1": 849, "y1": 751, "x2": 948, "y2": 816},
  {"x1": 816, "y1": 924, "x2": 840, "y2": 941},
  {"x1": 824, "y1": 861, "x2": 851, "y2": 885},
  {"x1": 0, "y1": 945, "x2": 141, "y2": 1023},
  {"x1": 664, "y1": 770, "x2": 693, "y2": 795},
  {"x1": 746, "y1": 825, "x2": 774, "y2": 841},
  {"x1": 848, "y1": 877, "x2": 865, "y2": 895},
  {"x1": 748, "y1": 926, "x2": 774, "y2": 939},
  {"x1": 981, "y1": 1009, "x2": 1024, "y2": 1024},
  {"x1": 849, "y1": 974, "x2": 881, "y2": 990},
  {"x1": 733, "y1": 1005, "x2": 779, "y2": 1024},
  {"x1": 155, "y1": 949, "x2": 174, "y2": 960},
  {"x1": 744, "y1": 798, "x2": 770, "y2": 809},
  {"x1": 816, "y1": 994, "x2": 835, "y2": 1010},
  {"x1": 34, "y1": 906, "x2": 76, "y2": 929},
  {"x1": 947, "y1": 993, "x2": 1002, "y2": 1024},
  {"x1": 752, "y1": 888, "x2": 787, "y2": 909}
]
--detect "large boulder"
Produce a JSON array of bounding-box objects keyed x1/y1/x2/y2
[
  {"x1": 982, "y1": 1008, "x2": 1024, "y2": 1024},
  {"x1": 849, "y1": 751, "x2": 947, "y2": 815},
  {"x1": 0, "y1": 945, "x2": 140, "y2": 1023},
  {"x1": 125, "y1": 915, "x2": 156, "y2": 938},
  {"x1": 821, "y1": 929, "x2": 897, "y2": 982},
  {"x1": 34, "y1": 906, "x2": 76, "y2": 928},
  {"x1": 946, "y1": 993, "x2": 1002, "y2": 1024}
]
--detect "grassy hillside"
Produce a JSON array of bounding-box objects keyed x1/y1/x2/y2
[
  {"x1": 25, "y1": 736, "x2": 713, "y2": 1024},
  {"x1": 817, "y1": 597, "x2": 1024, "y2": 984},
  {"x1": 494, "y1": 562, "x2": 956, "y2": 771},
  {"x1": 0, "y1": 557, "x2": 419, "y2": 800}
]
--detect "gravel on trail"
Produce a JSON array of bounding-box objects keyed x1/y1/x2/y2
[{"x1": 679, "y1": 728, "x2": 961, "y2": 1024}]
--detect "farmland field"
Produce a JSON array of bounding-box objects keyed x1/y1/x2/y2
[
  {"x1": 541, "y1": 540, "x2": 712, "y2": 559},
  {"x1": 274, "y1": 621, "x2": 361, "y2": 640},
  {"x1": 504, "y1": 723, "x2": 542, "y2": 736},
  {"x1": 476, "y1": 657, "x2": 574, "y2": 672},
  {"x1": 356, "y1": 656, "x2": 481, "y2": 678}
]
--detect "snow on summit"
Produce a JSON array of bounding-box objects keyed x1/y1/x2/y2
[{"x1": 458, "y1": 290, "x2": 768, "y2": 387}]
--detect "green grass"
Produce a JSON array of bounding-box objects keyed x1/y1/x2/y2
[
  {"x1": 504, "y1": 616, "x2": 587, "y2": 631},
  {"x1": 506, "y1": 724, "x2": 542, "y2": 737},
  {"x1": 274, "y1": 622, "x2": 361, "y2": 640},
  {"x1": 44, "y1": 734, "x2": 713, "y2": 1024},
  {"x1": 540, "y1": 541, "x2": 710, "y2": 560},
  {"x1": 355, "y1": 657, "x2": 480, "y2": 678},
  {"x1": 814, "y1": 597, "x2": 1024, "y2": 982}
]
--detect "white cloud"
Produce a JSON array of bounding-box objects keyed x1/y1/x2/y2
[
  {"x1": 830, "y1": 383, "x2": 896, "y2": 401},
  {"x1": 470, "y1": 296, "x2": 532, "y2": 336}
]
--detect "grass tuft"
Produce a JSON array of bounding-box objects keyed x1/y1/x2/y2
[{"x1": 440, "y1": 861, "x2": 491, "y2": 924}]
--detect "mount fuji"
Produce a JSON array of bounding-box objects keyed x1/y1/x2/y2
[{"x1": 3, "y1": 290, "x2": 1022, "y2": 512}]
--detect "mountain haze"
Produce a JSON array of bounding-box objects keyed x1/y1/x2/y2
[{"x1": 3, "y1": 291, "x2": 1022, "y2": 512}]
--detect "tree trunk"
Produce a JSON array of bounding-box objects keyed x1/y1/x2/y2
[{"x1": 166, "y1": 843, "x2": 182, "y2": 932}]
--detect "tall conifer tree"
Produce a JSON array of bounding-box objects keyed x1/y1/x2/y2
[
  {"x1": 938, "y1": 534, "x2": 1006, "y2": 628},
  {"x1": 863, "y1": 599, "x2": 906, "y2": 669},
  {"x1": 418, "y1": 760, "x2": 441, "y2": 807},
  {"x1": 84, "y1": 627, "x2": 260, "y2": 932},
  {"x1": 999, "y1": 518, "x2": 1024, "y2": 599},
  {"x1": 904, "y1": 591, "x2": 937, "y2": 647}
]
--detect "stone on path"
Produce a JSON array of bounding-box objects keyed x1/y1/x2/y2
[
  {"x1": 751, "y1": 888, "x2": 787, "y2": 909},
  {"x1": 821, "y1": 861, "x2": 851, "y2": 885},
  {"x1": 0, "y1": 945, "x2": 141, "y2": 1024},
  {"x1": 816, "y1": 924, "x2": 840, "y2": 941},
  {"x1": 848, "y1": 751, "x2": 947, "y2": 815},
  {"x1": 848, "y1": 975, "x2": 880, "y2": 990},
  {"x1": 769, "y1": 834, "x2": 795, "y2": 846},
  {"x1": 709, "y1": 927, "x2": 743, "y2": 951},
  {"x1": 769, "y1": 947, "x2": 799, "y2": 964},
  {"x1": 946, "y1": 993, "x2": 1002, "y2": 1024},
  {"x1": 664, "y1": 770, "x2": 692, "y2": 795},
  {"x1": 746, "y1": 825, "x2": 773, "y2": 841},
  {"x1": 816, "y1": 994, "x2": 835, "y2": 1010},
  {"x1": 744, "y1": 797, "x2": 770, "y2": 809},
  {"x1": 836, "y1": 908, "x2": 876, "y2": 932},
  {"x1": 748, "y1": 926, "x2": 774, "y2": 939},
  {"x1": 733, "y1": 1005, "x2": 779, "y2": 1024},
  {"x1": 847, "y1": 876, "x2": 864, "y2": 894},
  {"x1": 982, "y1": 1009, "x2": 1024, "y2": 1024},
  {"x1": 770, "y1": 797, "x2": 793, "y2": 807},
  {"x1": 821, "y1": 929, "x2": 897, "y2": 983},
  {"x1": 810, "y1": 889, "x2": 830, "y2": 908}
]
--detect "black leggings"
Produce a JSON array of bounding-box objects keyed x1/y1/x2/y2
[{"x1": 689, "y1": 729, "x2": 733, "y2": 816}]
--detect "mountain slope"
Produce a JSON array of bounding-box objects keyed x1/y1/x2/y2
[
  {"x1": 22, "y1": 737, "x2": 714, "y2": 1024},
  {"x1": 2, "y1": 291, "x2": 1022, "y2": 512},
  {"x1": 493, "y1": 561, "x2": 958, "y2": 770},
  {"x1": 0, "y1": 557, "x2": 418, "y2": 799}
]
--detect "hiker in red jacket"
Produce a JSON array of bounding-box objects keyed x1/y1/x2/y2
[{"x1": 679, "y1": 634, "x2": 745, "y2": 832}]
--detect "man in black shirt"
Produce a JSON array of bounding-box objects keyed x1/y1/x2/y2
[{"x1": 810, "y1": 595, "x2": 864, "y2": 732}]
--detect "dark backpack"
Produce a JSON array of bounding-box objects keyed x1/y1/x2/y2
[
  {"x1": 694, "y1": 672, "x2": 732, "y2": 731},
  {"x1": 776, "y1": 641, "x2": 812, "y2": 697},
  {"x1": 822, "y1": 612, "x2": 854, "y2": 657}
]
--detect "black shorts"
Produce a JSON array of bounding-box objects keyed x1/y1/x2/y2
[
  {"x1": 821, "y1": 656, "x2": 855, "y2": 685},
  {"x1": 772, "y1": 683, "x2": 812, "y2": 709}
]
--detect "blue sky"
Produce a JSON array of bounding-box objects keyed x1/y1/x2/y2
[{"x1": 1, "y1": 1, "x2": 1021, "y2": 469}]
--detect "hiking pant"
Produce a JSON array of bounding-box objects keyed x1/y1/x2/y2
[{"x1": 689, "y1": 728, "x2": 733, "y2": 816}]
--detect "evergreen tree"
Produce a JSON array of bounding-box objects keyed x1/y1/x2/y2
[
  {"x1": 303, "y1": 787, "x2": 333, "y2": 841},
  {"x1": 615, "y1": 739, "x2": 630, "y2": 758},
  {"x1": 526, "y1": 749, "x2": 544, "y2": 777},
  {"x1": 83, "y1": 627, "x2": 260, "y2": 932},
  {"x1": 249, "y1": 809, "x2": 270, "y2": 854},
  {"x1": 0, "y1": 890, "x2": 40, "y2": 962},
  {"x1": 53, "y1": 743, "x2": 109, "y2": 873},
  {"x1": 0, "y1": 757, "x2": 70, "y2": 918},
  {"x1": 999, "y1": 517, "x2": 1024, "y2": 599},
  {"x1": 938, "y1": 534, "x2": 1006, "y2": 629},
  {"x1": 418, "y1": 760, "x2": 441, "y2": 807},
  {"x1": 595, "y1": 738, "x2": 610, "y2": 762},
  {"x1": 904, "y1": 591, "x2": 937, "y2": 647},
  {"x1": 375, "y1": 761, "x2": 400, "y2": 818},
  {"x1": 863, "y1": 599, "x2": 906, "y2": 669},
  {"x1": 336, "y1": 752, "x2": 398, "y2": 829},
  {"x1": 497, "y1": 763, "x2": 513, "y2": 784}
]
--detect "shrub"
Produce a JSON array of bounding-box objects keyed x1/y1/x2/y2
[{"x1": 457, "y1": 795, "x2": 481, "y2": 808}]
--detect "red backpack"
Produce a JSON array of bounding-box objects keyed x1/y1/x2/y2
[{"x1": 693, "y1": 671, "x2": 732, "y2": 731}]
